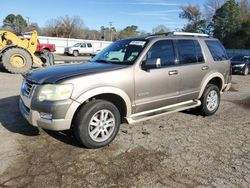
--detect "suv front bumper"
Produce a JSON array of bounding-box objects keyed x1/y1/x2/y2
[{"x1": 19, "y1": 95, "x2": 80, "y2": 131}]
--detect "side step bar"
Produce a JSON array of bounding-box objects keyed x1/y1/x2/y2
[{"x1": 126, "y1": 100, "x2": 201, "y2": 124}]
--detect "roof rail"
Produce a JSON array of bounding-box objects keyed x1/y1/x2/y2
[
  {"x1": 146, "y1": 32, "x2": 209, "y2": 39},
  {"x1": 172, "y1": 32, "x2": 209, "y2": 37}
]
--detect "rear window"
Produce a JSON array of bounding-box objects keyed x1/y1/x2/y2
[
  {"x1": 205, "y1": 40, "x2": 228, "y2": 61},
  {"x1": 87, "y1": 43, "x2": 92, "y2": 48}
]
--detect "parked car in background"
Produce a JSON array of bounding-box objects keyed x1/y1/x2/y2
[
  {"x1": 36, "y1": 40, "x2": 56, "y2": 55},
  {"x1": 64, "y1": 42, "x2": 101, "y2": 56},
  {"x1": 231, "y1": 55, "x2": 250, "y2": 75}
]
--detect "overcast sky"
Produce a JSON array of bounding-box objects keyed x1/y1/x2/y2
[{"x1": 0, "y1": 0, "x2": 208, "y2": 32}]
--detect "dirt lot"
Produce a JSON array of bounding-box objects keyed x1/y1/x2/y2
[{"x1": 0, "y1": 66, "x2": 249, "y2": 187}]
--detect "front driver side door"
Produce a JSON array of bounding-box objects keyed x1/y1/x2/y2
[{"x1": 134, "y1": 39, "x2": 180, "y2": 113}]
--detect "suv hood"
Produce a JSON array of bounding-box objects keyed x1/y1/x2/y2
[{"x1": 25, "y1": 62, "x2": 126, "y2": 84}]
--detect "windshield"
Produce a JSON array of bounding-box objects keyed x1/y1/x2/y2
[
  {"x1": 73, "y1": 43, "x2": 82, "y2": 47},
  {"x1": 91, "y1": 39, "x2": 148, "y2": 65},
  {"x1": 232, "y1": 55, "x2": 250, "y2": 61}
]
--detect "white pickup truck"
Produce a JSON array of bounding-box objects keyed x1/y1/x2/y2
[{"x1": 64, "y1": 42, "x2": 101, "y2": 56}]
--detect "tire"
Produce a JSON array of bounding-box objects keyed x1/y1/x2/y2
[
  {"x1": 2, "y1": 48, "x2": 32, "y2": 74},
  {"x1": 39, "y1": 52, "x2": 55, "y2": 67},
  {"x1": 243, "y1": 66, "x2": 249, "y2": 76},
  {"x1": 73, "y1": 50, "x2": 79, "y2": 57},
  {"x1": 73, "y1": 100, "x2": 121, "y2": 148},
  {"x1": 198, "y1": 84, "x2": 220, "y2": 116},
  {"x1": 41, "y1": 49, "x2": 50, "y2": 56}
]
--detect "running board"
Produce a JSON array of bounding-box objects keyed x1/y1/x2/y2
[{"x1": 126, "y1": 100, "x2": 201, "y2": 124}]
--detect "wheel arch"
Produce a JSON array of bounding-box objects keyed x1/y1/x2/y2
[
  {"x1": 198, "y1": 72, "x2": 225, "y2": 99},
  {"x1": 75, "y1": 87, "x2": 132, "y2": 120}
]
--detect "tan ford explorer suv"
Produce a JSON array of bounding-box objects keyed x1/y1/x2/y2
[{"x1": 19, "y1": 32, "x2": 232, "y2": 148}]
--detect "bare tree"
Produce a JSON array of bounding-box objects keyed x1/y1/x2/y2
[
  {"x1": 239, "y1": 0, "x2": 250, "y2": 22},
  {"x1": 152, "y1": 25, "x2": 170, "y2": 34},
  {"x1": 204, "y1": 0, "x2": 225, "y2": 21},
  {"x1": 179, "y1": 4, "x2": 206, "y2": 33},
  {"x1": 43, "y1": 15, "x2": 86, "y2": 38}
]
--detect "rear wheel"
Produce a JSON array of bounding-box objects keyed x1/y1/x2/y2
[
  {"x1": 243, "y1": 66, "x2": 249, "y2": 76},
  {"x1": 2, "y1": 48, "x2": 32, "y2": 74},
  {"x1": 40, "y1": 52, "x2": 55, "y2": 67},
  {"x1": 74, "y1": 100, "x2": 121, "y2": 148},
  {"x1": 198, "y1": 84, "x2": 220, "y2": 116}
]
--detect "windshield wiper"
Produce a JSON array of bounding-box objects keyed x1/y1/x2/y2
[{"x1": 94, "y1": 59, "x2": 111, "y2": 64}]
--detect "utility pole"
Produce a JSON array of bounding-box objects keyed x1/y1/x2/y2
[
  {"x1": 109, "y1": 21, "x2": 113, "y2": 41},
  {"x1": 26, "y1": 16, "x2": 30, "y2": 26}
]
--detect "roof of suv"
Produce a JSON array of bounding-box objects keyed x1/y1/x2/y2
[{"x1": 125, "y1": 32, "x2": 215, "y2": 42}]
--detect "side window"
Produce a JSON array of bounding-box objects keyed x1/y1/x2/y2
[
  {"x1": 177, "y1": 40, "x2": 197, "y2": 64},
  {"x1": 194, "y1": 40, "x2": 204, "y2": 62},
  {"x1": 146, "y1": 40, "x2": 175, "y2": 67},
  {"x1": 205, "y1": 40, "x2": 228, "y2": 61},
  {"x1": 87, "y1": 43, "x2": 92, "y2": 48},
  {"x1": 81, "y1": 43, "x2": 86, "y2": 48}
]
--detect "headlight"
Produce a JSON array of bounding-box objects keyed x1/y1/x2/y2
[{"x1": 37, "y1": 84, "x2": 73, "y2": 102}]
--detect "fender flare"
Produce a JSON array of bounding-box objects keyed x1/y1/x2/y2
[
  {"x1": 75, "y1": 87, "x2": 132, "y2": 117},
  {"x1": 198, "y1": 72, "x2": 225, "y2": 99}
]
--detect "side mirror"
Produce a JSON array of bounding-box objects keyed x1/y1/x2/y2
[{"x1": 142, "y1": 58, "x2": 161, "y2": 70}]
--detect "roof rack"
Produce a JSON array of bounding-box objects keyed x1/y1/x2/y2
[
  {"x1": 146, "y1": 32, "x2": 209, "y2": 39},
  {"x1": 172, "y1": 32, "x2": 209, "y2": 37}
]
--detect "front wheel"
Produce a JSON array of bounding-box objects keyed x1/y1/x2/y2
[
  {"x1": 73, "y1": 100, "x2": 121, "y2": 148},
  {"x1": 198, "y1": 84, "x2": 220, "y2": 116},
  {"x1": 2, "y1": 48, "x2": 33, "y2": 74}
]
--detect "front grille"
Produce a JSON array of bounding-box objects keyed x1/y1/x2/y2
[{"x1": 22, "y1": 80, "x2": 36, "y2": 98}]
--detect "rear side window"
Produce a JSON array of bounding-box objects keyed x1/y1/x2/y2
[
  {"x1": 177, "y1": 40, "x2": 197, "y2": 64},
  {"x1": 87, "y1": 43, "x2": 92, "y2": 48},
  {"x1": 146, "y1": 40, "x2": 175, "y2": 67},
  {"x1": 205, "y1": 40, "x2": 228, "y2": 61}
]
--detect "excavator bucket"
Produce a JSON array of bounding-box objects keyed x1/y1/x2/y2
[{"x1": 0, "y1": 30, "x2": 53, "y2": 74}]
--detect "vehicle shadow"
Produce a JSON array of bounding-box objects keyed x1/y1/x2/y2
[
  {"x1": 44, "y1": 129, "x2": 83, "y2": 148},
  {"x1": 0, "y1": 95, "x2": 39, "y2": 136},
  {"x1": 181, "y1": 108, "x2": 202, "y2": 116},
  {"x1": 0, "y1": 95, "x2": 84, "y2": 147},
  {"x1": 0, "y1": 64, "x2": 9, "y2": 73}
]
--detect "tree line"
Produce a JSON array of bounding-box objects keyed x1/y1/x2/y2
[
  {"x1": 179, "y1": 0, "x2": 250, "y2": 48},
  {"x1": 0, "y1": 14, "x2": 158, "y2": 41},
  {"x1": 1, "y1": 0, "x2": 249, "y2": 49}
]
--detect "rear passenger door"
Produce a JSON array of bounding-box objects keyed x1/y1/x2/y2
[
  {"x1": 175, "y1": 39, "x2": 208, "y2": 102},
  {"x1": 86, "y1": 43, "x2": 94, "y2": 54},
  {"x1": 79, "y1": 43, "x2": 87, "y2": 54}
]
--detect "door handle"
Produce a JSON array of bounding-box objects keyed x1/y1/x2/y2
[
  {"x1": 168, "y1": 70, "x2": 178, "y2": 75},
  {"x1": 202, "y1": 66, "x2": 209, "y2": 70}
]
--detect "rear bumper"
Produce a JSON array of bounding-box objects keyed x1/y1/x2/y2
[{"x1": 222, "y1": 83, "x2": 231, "y2": 92}]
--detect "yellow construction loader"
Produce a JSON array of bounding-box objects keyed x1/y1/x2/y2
[{"x1": 0, "y1": 30, "x2": 54, "y2": 74}]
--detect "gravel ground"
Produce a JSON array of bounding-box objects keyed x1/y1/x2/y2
[{"x1": 0, "y1": 66, "x2": 249, "y2": 187}]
